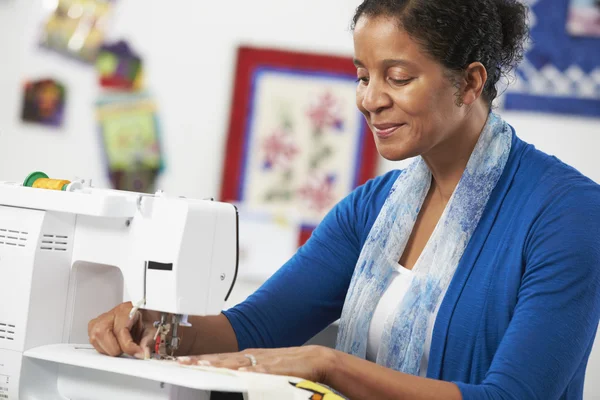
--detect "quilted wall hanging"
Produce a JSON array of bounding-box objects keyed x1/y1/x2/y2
[{"x1": 502, "y1": 0, "x2": 600, "y2": 117}]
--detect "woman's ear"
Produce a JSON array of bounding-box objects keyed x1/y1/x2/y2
[{"x1": 461, "y1": 62, "x2": 487, "y2": 106}]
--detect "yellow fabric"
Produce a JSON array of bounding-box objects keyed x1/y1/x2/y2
[{"x1": 291, "y1": 380, "x2": 345, "y2": 400}]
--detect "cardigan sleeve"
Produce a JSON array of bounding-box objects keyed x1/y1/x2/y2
[
  {"x1": 222, "y1": 173, "x2": 397, "y2": 350},
  {"x1": 455, "y1": 183, "x2": 600, "y2": 400}
]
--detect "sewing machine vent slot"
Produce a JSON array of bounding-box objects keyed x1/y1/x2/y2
[
  {"x1": 0, "y1": 322, "x2": 16, "y2": 341},
  {"x1": 40, "y1": 233, "x2": 70, "y2": 251},
  {"x1": 0, "y1": 228, "x2": 28, "y2": 248}
]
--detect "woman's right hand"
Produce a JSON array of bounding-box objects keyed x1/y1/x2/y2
[{"x1": 88, "y1": 301, "x2": 158, "y2": 359}]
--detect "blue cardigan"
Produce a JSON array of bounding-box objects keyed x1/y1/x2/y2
[{"x1": 223, "y1": 131, "x2": 600, "y2": 399}]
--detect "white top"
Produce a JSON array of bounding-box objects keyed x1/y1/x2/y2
[{"x1": 366, "y1": 264, "x2": 437, "y2": 377}]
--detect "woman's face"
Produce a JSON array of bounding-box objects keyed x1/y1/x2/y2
[{"x1": 353, "y1": 16, "x2": 465, "y2": 161}]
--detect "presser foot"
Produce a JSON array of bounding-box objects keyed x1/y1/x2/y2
[{"x1": 152, "y1": 313, "x2": 184, "y2": 360}]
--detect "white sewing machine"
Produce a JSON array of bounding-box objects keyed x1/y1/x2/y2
[{"x1": 0, "y1": 172, "x2": 244, "y2": 399}]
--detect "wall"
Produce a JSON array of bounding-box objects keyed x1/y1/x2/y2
[
  {"x1": 1, "y1": 1, "x2": 598, "y2": 188},
  {"x1": 0, "y1": 0, "x2": 599, "y2": 398},
  {"x1": 0, "y1": 0, "x2": 367, "y2": 197}
]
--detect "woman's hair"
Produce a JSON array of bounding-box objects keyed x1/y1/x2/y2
[{"x1": 352, "y1": 0, "x2": 529, "y2": 105}]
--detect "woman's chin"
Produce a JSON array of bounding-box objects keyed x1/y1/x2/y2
[{"x1": 376, "y1": 143, "x2": 417, "y2": 162}]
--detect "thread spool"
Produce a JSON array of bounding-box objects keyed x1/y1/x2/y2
[{"x1": 23, "y1": 171, "x2": 71, "y2": 191}]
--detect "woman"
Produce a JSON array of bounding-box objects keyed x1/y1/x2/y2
[{"x1": 88, "y1": 0, "x2": 600, "y2": 398}]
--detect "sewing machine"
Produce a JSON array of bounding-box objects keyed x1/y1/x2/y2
[{"x1": 0, "y1": 172, "x2": 241, "y2": 399}]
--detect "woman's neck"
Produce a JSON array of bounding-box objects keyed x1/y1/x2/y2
[{"x1": 422, "y1": 104, "x2": 490, "y2": 203}]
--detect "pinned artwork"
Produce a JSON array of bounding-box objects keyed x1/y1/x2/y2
[
  {"x1": 567, "y1": 0, "x2": 600, "y2": 37},
  {"x1": 40, "y1": 0, "x2": 115, "y2": 63},
  {"x1": 96, "y1": 93, "x2": 164, "y2": 192},
  {"x1": 21, "y1": 79, "x2": 66, "y2": 127},
  {"x1": 501, "y1": 0, "x2": 600, "y2": 117},
  {"x1": 220, "y1": 46, "x2": 379, "y2": 246},
  {"x1": 96, "y1": 41, "x2": 144, "y2": 91}
]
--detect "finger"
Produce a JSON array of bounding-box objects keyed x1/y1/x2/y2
[
  {"x1": 187, "y1": 354, "x2": 261, "y2": 371},
  {"x1": 139, "y1": 330, "x2": 156, "y2": 359},
  {"x1": 116, "y1": 326, "x2": 144, "y2": 358},
  {"x1": 89, "y1": 336, "x2": 107, "y2": 355},
  {"x1": 94, "y1": 327, "x2": 122, "y2": 357},
  {"x1": 179, "y1": 351, "x2": 247, "y2": 365},
  {"x1": 125, "y1": 309, "x2": 140, "y2": 330},
  {"x1": 88, "y1": 318, "x2": 97, "y2": 337},
  {"x1": 183, "y1": 353, "x2": 234, "y2": 363},
  {"x1": 177, "y1": 355, "x2": 215, "y2": 366},
  {"x1": 177, "y1": 356, "x2": 212, "y2": 366}
]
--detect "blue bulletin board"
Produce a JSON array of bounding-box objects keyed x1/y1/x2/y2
[{"x1": 502, "y1": 0, "x2": 600, "y2": 118}]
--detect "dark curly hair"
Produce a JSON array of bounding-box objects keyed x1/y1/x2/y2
[{"x1": 352, "y1": 0, "x2": 530, "y2": 106}]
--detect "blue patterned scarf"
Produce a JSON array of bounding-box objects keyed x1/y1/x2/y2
[{"x1": 336, "y1": 112, "x2": 512, "y2": 375}]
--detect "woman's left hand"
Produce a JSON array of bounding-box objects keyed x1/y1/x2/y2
[{"x1": 177, "y1": 345, "x2": 337, "y2": 383}]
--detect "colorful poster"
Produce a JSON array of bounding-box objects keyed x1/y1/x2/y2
[
  {"x1": 21, "y1": 79, "x2": 66, "y2": 127},
  {"x1": 502, "y1": 0, "x2": 600, "y2": 117},
  {"x1": 96, "y1": 94, "x2": 164, "y2": 192},
  {"x1": 40, "y1": 0, "x2": 115, "y2": 63},
  {"x1": 221, "y1": 47, "x2": 379, "y2": 245}
]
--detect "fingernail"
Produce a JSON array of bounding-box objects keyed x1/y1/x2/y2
[
  {"x1": 144, "y1": 348, "x2": 150, "y2": 360},
  {"x1": 177, "y1": 356, "x2": 191, "y2": 363},
  {"x1": 134, "y1": 352, "x2": 144, "y2": 360},
  {"x1": 196, "y1": 360, "x2": 211, "y2": 366},
  {"x1": 239, "y1": 367, "x2": 248, "y2": 371}
]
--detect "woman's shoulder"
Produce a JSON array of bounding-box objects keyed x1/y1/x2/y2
[
  {"x1": 516, "y1": 138, "x2": 600, "y2": 199},
  {"x1": 512, "y1": 137, "x2": 600, "y2": 222}
]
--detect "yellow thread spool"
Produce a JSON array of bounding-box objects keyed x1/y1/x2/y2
[
  {"x1": 32, "y1": 178, "x2": 71, "y2": 191},
  {"x1": 23, "y1": 171, "x2": 71, "y2": 191}
]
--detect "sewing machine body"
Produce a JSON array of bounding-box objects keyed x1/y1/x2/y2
[{"x1": 0, "y1": 181, "x2": 239, "y2": 399}]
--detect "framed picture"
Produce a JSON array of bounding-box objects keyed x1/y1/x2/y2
[{"x1": 220, "y1": 46, "x2": 379, "y2": 246}]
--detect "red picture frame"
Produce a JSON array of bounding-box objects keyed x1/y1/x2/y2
[{"x1": 219, "y1": 46, "x2": 379, "y2": 246}]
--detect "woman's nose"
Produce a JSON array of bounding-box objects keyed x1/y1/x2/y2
[{"x1": 361, "y1": 80, "x2": 393, "y2": 114}]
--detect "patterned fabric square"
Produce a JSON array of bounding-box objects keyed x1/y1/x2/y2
[{"x1": 239, "y1": 67, "x2": 366, "y2": 226}]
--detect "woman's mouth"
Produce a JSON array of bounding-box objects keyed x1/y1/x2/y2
[{"x1": 372, "y1": 123, "x2": 404, "y2": 139}]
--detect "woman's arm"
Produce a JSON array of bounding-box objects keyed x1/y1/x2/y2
[
  {"x1": 175, "y1": 313, "x2": 239, "y2": 356},
  {"x1": 326, "y1": 350, "x2": 462, "y2": 400}
]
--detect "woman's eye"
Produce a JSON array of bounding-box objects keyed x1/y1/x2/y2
[
  {"x1": 389, "y1": 78, "x2": 412, "y2": 85},
  {"x1": 356, "y1": 77, "x2": 369, "y2": 84}
]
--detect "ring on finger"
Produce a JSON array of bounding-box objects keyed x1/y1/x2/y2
[{"x1": 244, "y1": 353, "x2": 257, "y2": 367}]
